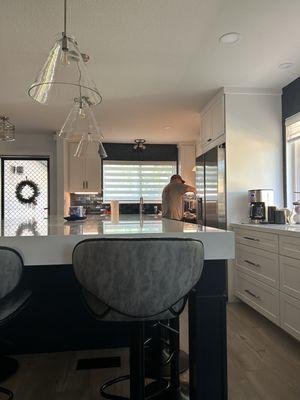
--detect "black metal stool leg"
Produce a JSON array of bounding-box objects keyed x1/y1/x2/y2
[{"x1": 130, "y1": 322, "x2": 145, "y2": 400}]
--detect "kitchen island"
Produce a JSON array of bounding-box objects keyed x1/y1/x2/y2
[{"x1": 0, "y1": 215, "x2": 234, "y2": 400}]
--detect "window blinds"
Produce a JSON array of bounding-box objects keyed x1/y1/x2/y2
[
  {"x1": 103, "y1": 161, "x2": 177, "y2": 202},
  {"x1": 286, "y1": 112, "x2": 300, "y2": 142}
]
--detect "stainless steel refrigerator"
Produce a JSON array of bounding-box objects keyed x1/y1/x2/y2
[{"x1": 195, "y1": 143, "x2": 226, "y2": 229}]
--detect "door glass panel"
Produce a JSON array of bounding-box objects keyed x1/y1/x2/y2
[{"x1": 2, "y1": 159, "x2": 49, "y2": 224}]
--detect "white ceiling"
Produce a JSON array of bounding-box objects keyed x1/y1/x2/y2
[{"x1": 1, "y1": 0, "x2": 300, "y2": 143}]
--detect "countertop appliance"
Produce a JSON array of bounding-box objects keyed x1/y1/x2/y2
[
  {"x1": 248, "y1": 189, "x2": 274, "y2": 222},
  {"x1": 195, "y1": 143, "x2": 226, "y2": 229}
]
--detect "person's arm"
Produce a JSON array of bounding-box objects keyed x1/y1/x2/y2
[{"x1": 184, "y1": 184, "x2": 196, "y2": 193}]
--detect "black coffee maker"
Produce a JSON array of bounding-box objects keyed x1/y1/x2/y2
[{"x1": 249, "y1": 202, "x2": 265, "y2": 222}]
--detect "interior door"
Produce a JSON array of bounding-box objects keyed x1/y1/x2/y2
[{"x1": 1, "y1": 157, "x2": 49, "y2": 220}]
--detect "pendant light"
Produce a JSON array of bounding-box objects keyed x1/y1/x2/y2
[
  {"x1": 58, "y1": 96, "x2": 101, "y2": 139},
  {"x1": 0, "y1": 116, "x2": 15, "y2": 142},
  {"x1": 28, "y1": 0, "x2": 102, "y2": 106},
  {"x1": 73, "y1": 132, "x2": 107, "y2": 159}
]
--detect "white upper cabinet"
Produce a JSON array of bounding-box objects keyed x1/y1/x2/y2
[
  {"x1": 201, "y1": 94, "x2": 225, "y2": 150},
  {"x1": 68, "y1": 142, "x2": 101, "y2": 193}
]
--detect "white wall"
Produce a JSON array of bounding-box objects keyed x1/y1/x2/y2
[
  {"x1": 225, "y1": 91, "x2": 283, "y2": 224},
  {"x1": 225, "y1": 90, "x2": 283, "y2": 302},
  {"x1": 0, "y1": 132, "x2": 57, "y2": 214},
  {"x1": 178, "y1": 143, "x2": 196, "y2": 186}
]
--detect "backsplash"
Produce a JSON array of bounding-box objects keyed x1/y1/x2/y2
[{"x1": 70, "y1": 193, "x2": 161, "y2": 214}]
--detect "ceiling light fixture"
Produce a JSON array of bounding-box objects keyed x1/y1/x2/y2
[
  {"x1": 219, "y1": 32, "x2": 241, "y2": 45},
  {"x1": 279, "y1": 62, "x2": 293, "y2": 70},
  {"x1": 28, "y1": 0, "x2": 102, "y2": 106},
  {"x1": 59, "y1": 96, "x2": 101, "y2": 140},
  {"x1": 73, "y1": 133, "x2": 107, "y2": 159},
  {"x1": 163, "y1": 125, "x2": 173, "y2": 130},
  {"x1": 133, "y1": 139, "x2": 146, "y2": 151},
  {"x1": 0, "y1": 116, "x2": 15, "y2": 142}
]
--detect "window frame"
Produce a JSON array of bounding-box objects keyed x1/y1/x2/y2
[{"x1": 102, "y1": 160, "x2": 177, "y2": 204}]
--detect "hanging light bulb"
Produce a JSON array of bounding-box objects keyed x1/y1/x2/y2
[
  {"x1": 58, "y1": 96, "x2": 101, "y2": 140},
  {"x1": 28, "y1": 0, "x2": 102, "y2": 106}
]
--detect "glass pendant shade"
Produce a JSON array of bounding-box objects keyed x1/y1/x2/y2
[
  {"x1": 0, "y1": 116, "x2": 15, "y2": 142},
  {"x1": 73, "y1": 133, "x2": 107, "y2": 159},
  {"x1": 28, "y1": 35, "x2": 102, "y2": 106},
  {"x1": 59, "y1": 96, "x2": 102, "y2": 140}
]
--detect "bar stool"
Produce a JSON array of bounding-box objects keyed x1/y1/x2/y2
[
  {"x1": 73, "y1": 237, "x2": 204, "y2": 400},
  {"x1": 0, "y1": 247, "x2": 31, "y2": 400}
]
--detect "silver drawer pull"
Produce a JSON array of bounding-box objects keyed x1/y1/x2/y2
[
  {"x1": 245, "y1": 289, "x2": 261, "y2": 300},
  {"x1": 244, "y1": 259, "x2": 261, "y2": 268},
  {"x1": 243, "y1": 236, "x2": 260, "y2": 242}
]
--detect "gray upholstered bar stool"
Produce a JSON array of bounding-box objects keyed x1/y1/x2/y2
[
  {"x1": 73, "y1": 237, "x2": 204, "y2": 400},
  {"x1": 0, "y1": 247, "x2": 31, "y2": 400}
]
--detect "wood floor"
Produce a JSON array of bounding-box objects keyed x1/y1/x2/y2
[{"x1": 2, "y1": 302, "x2": 300, "y2": 400}]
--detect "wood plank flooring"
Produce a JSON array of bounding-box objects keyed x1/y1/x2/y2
[{"x1": 2, "y1": 302, "x2": 300, "y2": 400}]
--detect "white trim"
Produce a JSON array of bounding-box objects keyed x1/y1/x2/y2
[{"x1": 223, "y1": 87, "x2": 282, "y2": 96}]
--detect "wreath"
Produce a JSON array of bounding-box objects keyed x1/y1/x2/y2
[{"x1": 15, "y1": 180, "x2": 40, "y2": 206}]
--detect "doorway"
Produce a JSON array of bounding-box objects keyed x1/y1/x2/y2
[{"x1": 1, "y1": 157, "x2": 50, "y2": 223}]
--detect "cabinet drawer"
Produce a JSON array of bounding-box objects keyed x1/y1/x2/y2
[
  {"x1": 280, "y1": 293, "x2": 300, "y2": 341},
  {"x1": 236, "y1": 244, "x2": 279, "y2": 288},
  {"x1": 235, "y1": 271, "x2": 280, "y2": 325},
  {"x1": 279, "y1": 235, "x2": 300, "y2": 260},
  {"x1": 280, "y1": 256, "x2": 300, "y2": 300},
  {"x1": 235, "y1": 228, "x2": 278, "y2": 253}
]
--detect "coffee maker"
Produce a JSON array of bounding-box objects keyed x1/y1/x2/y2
[{"x1": 248, "y1": 189, "x2": 274, "y2": 223}]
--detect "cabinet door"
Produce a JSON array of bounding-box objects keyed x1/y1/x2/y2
[
  {"x1": 68, "y1": 142, "x2": 85, "y2": 192},
  {"x1": 280, "y1": 293, "x2": 300, "y2": 341},
  {"x1": 211, "y1": 96, "x2": 225, "y2": 141},
  {"x1": 201, "y1": 109, "x2": 212, "y2": 146},
  {"x1": 280, "y1": 255, "x2": 300, "y2": 300},
  {"x1": 85, "y1": 156, "x2": 101, "y2": 192}
]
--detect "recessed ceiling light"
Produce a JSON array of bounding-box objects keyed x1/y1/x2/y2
[
  {"x1": 278, "y1": 62, "x2": 293, "y2": 70},
  {"x1": 219, "y1": 32, "x2": 241, "y2": 45}
]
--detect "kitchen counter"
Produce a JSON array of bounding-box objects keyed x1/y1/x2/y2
[
  {"x1": 231, "y1": 222, "x2": 300, "y2": 237},
  {"x1": 0, "y1": 215, "x2": 235, "y2": 265}
]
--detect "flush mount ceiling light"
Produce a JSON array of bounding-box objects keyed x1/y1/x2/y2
[
  {"x1": 59, "y1": 96, "x2": 101, "y2": 140},
  {"x1": 133, "y1": 139, "x2": 146, "y2": 151},
  {"x1": 219, "y1": 32, "x2": 241, "y2": 45},
  {"x1": 0, "y1": 116, "x2": 15, "y2": 142},
  {"x1": 279, "y1": 62, "x2": 294, "y2": 70},
  {"x1": 28, "y1": 0, "x2": 102, "y2": 106}
]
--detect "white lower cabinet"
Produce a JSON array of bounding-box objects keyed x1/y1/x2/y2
[
  {"x1": 233, "y1": 226, "x2": 300, "y2": 341},
  {"x1": 280, "y1": 293, "x2": 300, "y2": 341},
  {"x1": 280, "y1": 255, "x2": 300, "y2": 301},
  {"x1": 235, "y1": 271, "x2": 280, "y2": 325}
]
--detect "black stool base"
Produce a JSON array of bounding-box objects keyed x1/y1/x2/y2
[
  {"x1": 0, "y1": 357, "x2": 19, "y2": 382},
  {"x1": 100, "y1": 376, "x2": 169, "y2": 400},
  {"x1": 0, "y1": 386, "x2": 14, "y2": 400}
]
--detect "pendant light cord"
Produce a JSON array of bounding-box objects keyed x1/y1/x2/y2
[{"x1": 63, "y1": 0, "x2": 67, "y2": 36}]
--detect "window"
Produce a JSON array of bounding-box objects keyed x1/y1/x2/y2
[
  {"x1": 103, "y1": 161, "x2": 177, "y2": 203},
  {"x1": 286, "y1": 113, "x2": 300, "y2": 208}
]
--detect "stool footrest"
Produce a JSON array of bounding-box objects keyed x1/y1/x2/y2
[{"x1": 100, "y1": 375, "x2": 170, "y2": 400}]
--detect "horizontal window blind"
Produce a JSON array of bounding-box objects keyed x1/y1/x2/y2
[
  {"x1": 103, "y1": 161, "x2": 177, "y2": 202},
  {"x1": 286, "y1": 112, "x2": 300, "y2": 142}
]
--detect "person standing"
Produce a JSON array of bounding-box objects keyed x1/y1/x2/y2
[{"x1": 162, "y1": 174, "x2": 196, "y2": 220}]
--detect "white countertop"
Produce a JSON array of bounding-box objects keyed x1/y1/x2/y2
[
  {"x1": 0, "y1": 215, "x2": 235, "y2": 265},
  {"x1": 231, "y1": 222, "x2": 300, "y2": 237}
]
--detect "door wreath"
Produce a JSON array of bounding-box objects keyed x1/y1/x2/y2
[{"x1": 15, "y1": 180, "x2": 40, "y2": 206}]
